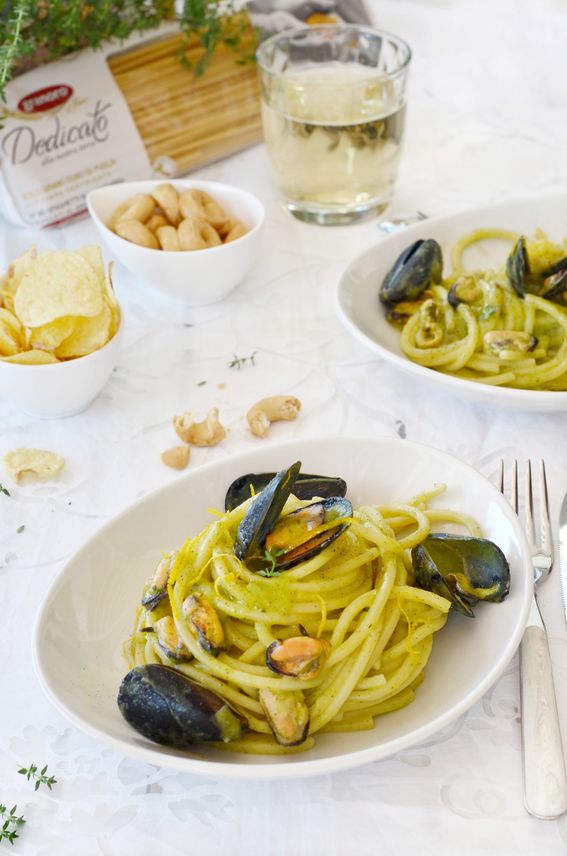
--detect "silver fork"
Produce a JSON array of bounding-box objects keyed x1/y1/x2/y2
[{"x1": 499, "y1": 460, "x2": 567, "y2": 819}]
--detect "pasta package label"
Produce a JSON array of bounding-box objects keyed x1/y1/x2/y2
[{"x1": 0, "y1": 46, "x2": 151, "y2": 228}]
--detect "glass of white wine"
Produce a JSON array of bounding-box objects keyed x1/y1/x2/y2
[{"x1": 257, "y1": 25, "x2": 412, "y2": 225}]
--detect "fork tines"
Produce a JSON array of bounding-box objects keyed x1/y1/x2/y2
[{"x1": 498, "y1": 458, "x2": 552, "y2": 558}]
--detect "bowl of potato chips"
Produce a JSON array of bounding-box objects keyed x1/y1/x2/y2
[
  {"x1": 0, "y1": 245, "x2": 122, "y2": 418},
  {"x1": 87, "y1": 179, "x2": 265, "y2": 306}
]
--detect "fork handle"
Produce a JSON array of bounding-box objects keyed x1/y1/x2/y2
[{"x1": 520, "y1": 623, "x2": 567, "y2": 818}]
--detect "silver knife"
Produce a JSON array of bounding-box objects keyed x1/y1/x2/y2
[{"x1": 558, "y1": 493, "x2": 567, "y2": 622}]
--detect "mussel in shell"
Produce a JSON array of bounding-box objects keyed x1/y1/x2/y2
[
  {"x1": 379, "y1": 239, "x2": 443, "y2": 306},
  {"x1": 540, "y1": 259, "x2": 567, "y2": 306},
  {"x1": 264, "y1": 497, "x2": 353, "y2": 570},
  {"x1": 117, "y1": 664, "x2": 246, "y2": 746},
  {"x1": 506, "y1": 236, "x2": 530, "y2": 298},
  {"x1": 506, "y1": 236, "x2": 567, "y2": 304},
  {"x1": 234, "y1": 463, "x2": 352, "y2": 572},
  {"x1": 182, "y1": 593, "x2": 225, "y2": 656},
  {"x1": 141, "y1": 553, "x2": 175, "y2": 611},
  {"x1": 154, "y1": 616, "x2": 191, "y2": 662},
  {"x1": 411, "y1": 534, "x2": 510, "y2": 617},
  {"x1": 225, "y1": 471, "x2": 347, "y2": 512},
  {"x1": 266, "y1": 634, "x2": 331, "y2": 680},
  {"x1": 234, "y1": 462, "x2": 301, "y2": 561},
  {"x1": 258, "y1": 688, "x2": 310, "y2": 747}
]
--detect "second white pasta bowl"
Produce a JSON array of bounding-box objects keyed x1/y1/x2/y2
[{"x1": 87, "y1": 180, "x2": 265, "y2": 306}]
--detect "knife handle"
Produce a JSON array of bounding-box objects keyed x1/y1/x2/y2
[{"x1": 520, "y1": 623, "x2": 567, "y2": 818}]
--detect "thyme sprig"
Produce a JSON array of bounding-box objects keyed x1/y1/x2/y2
[
  {"x1": 17, "y1": 763, "x2": 57, "y2": 792},
  {"x1": 0, "y1": 484, "x2": 10, "y2": 497},
  {"x1": 0, "y1": 805, "x2": 25, "y2": 845},
  {"x1": 257, "y1": 547, "x2": 285, "y2": 577},
  {"x1": 0, "y1": 0, "x2": 257, "y2": 106},
  {"x1": 228, "y1": 352, "x2": 257, "y2": 370}
]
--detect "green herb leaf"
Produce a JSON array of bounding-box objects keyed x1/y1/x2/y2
[
  {"x1": 16, "y1": 525, "x2": 24, "y2": 534},
  {"x1": 479, "y1": 305, "x2": 497, "y2": 321},
  {"x1": 228, "y1": 352, "x2": 257, "y2": 370},
  {"x1": 18, "y1": 762, "x2": 57, "y2": 792},
  {"x1": 197, "y1": 380, "x2": 207, "y2": 386},
  {"x1": 0, "y1": 484, "x2": 10, "y2": 497},
  {"x1": 0, "y1": 2, "x2": 258, "y2": 110},
  {"x1": 0, "y1": 804, "x2": 25, "y2": 845},
  {"x1": 257, "y1": 547, "x2": 285, "y2": 577}
]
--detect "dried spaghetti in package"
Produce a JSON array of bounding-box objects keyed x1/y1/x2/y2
[{"x1": 0, "y1": 2, "x2": 369, "y2": 228}]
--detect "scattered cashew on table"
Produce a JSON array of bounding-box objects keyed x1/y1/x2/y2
[
  {"x1": 161, "y1": 397, "x2": 301, "y2": 469},
  {"x1": 247, "y1": 396, "x2": 302, "y2": 438}
]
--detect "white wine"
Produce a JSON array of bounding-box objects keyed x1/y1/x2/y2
[{"x1": 261, "y1": 62, "x2": 406, "y2": 223}]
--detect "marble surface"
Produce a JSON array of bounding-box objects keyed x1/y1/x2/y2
[{"x1": 2, "y1": 0, "x2": 567, "y2": 852}]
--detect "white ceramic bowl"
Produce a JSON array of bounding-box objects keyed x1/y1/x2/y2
[
  {"x1": 0, "y1": 318, "x2": 122, "y2": 419},
  {"x1": 33, "y1": 437, "x2": 532, "y2": 779},
  {"x1": 87, "y1": 180, "x2": 265, "y2": 306},
  {"x1": 336, "y1": 191, "x2": 567, "y2": 412}
]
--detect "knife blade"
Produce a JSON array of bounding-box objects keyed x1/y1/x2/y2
[{"x1": 558, "y1": 493, "x2": 567, "y2": 623}]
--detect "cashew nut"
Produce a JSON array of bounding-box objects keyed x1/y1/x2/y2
[
  {"x1": 161, "y1": 445, "x2": 190, "y2": 470},
  {"x1": 178, "y1": 217, "x2": 221, "y2": 251},
  {"x1": 246, "y1": 396, "x2": 301, "y2": 439},
  {"x1": 115, "y1": 219, "x2": 159, "y2": 249},
  {"x1": 173, "y1": 408, "x2": 226, "y2": 446}
]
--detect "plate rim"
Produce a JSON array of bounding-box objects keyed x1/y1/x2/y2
[
  {"x1": 336, "y1": 190, "x2": 567, "y2": 408},
  {"x1": 32, "y1": 435, "x2": 533, "y2": 780}
]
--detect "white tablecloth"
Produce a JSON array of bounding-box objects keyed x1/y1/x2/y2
[{"x1": 2, "y1": 0, "x2": 567, "y2": 853}]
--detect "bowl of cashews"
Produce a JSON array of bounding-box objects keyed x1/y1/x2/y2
[{"x1": 86, "y1": 180, "x2": 265, "y2": 306}]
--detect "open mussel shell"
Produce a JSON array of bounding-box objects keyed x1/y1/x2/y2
[
  {"x1": 234, "y1": 462, "x2": 301, "y2": 561},
  {"x1": 117, "y1": 664, "x2": 246, "y2": 746},
  {"x1": 541, "y1": 266, "x2": 567, "y2": 306},
  {"x1": 506, "y1": 236, "x2": 529, "y2": 298},
  {"x1": 411, "y1": 534, "x2": 510, "y2": 617},
  {"x1": 379, "y1": 239, "x2": 443, "y2": 306},
  {"x1": 264, "y1": 496, "x2": 353, "y2": 571},
  {"x1": 225, "y1": 472, "x2": 347, "y2": 512}
]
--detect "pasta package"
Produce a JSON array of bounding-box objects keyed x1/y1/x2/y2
[
  {"x1": 0, "y1": 4, "x2": 370, "y2": 229},
  {"x1": 0, "y1": 26, "x2": 262, "y2": 229}
]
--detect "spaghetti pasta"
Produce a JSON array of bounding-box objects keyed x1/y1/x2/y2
[
  {"x1": 122, "y1": 483, "x2": 480, "y2": 754},
  {"x1": 384, "y1": 229, "x2": 567, "y2": 390}
]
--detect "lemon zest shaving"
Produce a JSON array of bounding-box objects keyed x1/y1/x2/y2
[{"x1": 315, "y1": 593, "x2": 327, "y2": 638}]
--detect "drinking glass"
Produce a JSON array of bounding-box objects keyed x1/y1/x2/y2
[{"x1": 257, "y1": 25, "x2": 411, "y2": 225}]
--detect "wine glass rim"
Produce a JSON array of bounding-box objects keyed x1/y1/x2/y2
[{"x1": 256, "y1": 23, "x2": 412, "y2": 81}]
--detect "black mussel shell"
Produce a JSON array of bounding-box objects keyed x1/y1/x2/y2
[
  {"x1": 411, "y1": 534, "x2": 510, "y2": 618},
  {"x1": 141, "y1": 588, "x2": 167, "y2": 611},
  {"x1": 234, "y1": 462, "x2": 301, "y2": 561},
  {"x1": 117, "y1": 664, "x2": 246, "y2": 746},
  {"x1": 542, "y1": 267, "x2": 567, "y2": 306},
  {"x1": 379, "y1": 239, "x2": 443, "y2": 306},
  {"x1": 265, "y1": 497, "x2": 353, "y2": 571},
  {"x1": 225, "y1": 472, "x2": 347, "y2": 512},
  {"x1": 506, "y1": 236, "x2": 531, "y2": 298}
]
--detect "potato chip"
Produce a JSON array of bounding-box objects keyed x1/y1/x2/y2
[
  {"x1": 76, "y1": 245, "x2": 106, "y2": 284},
  {"x1": 28, "y1": 316, "x2": 77, "y2": 351},
  {"x1": 4, "y1": 448, "x2": 65, "y2": 481},
  {"x1": 0, "y1": 306, "x2": 23, "y2": 344},
  {"x1": 0, "y1": 247, "x2": 38, "y2": 302},
  {"x1": 55, "y1": 302, "x2": 111, "y2": 358},
  {"x1": 0, "y1": 350, "x2": 59, "y2": 364},
  {"x1": 104, "y1": 262, "x2": 121, "y2": 340},
  {"x1": 0, "y1": 319, "x2": 20, "y2": 356},
  {"x1": 14, "y1": 251, "x2": 103, "y2": 327}
]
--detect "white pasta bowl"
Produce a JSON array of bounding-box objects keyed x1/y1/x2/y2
[
  {"x1": 33, "y1": 436, "x2": 532, "y2": 779},
  {"x1": 0, "y1": 315, "x2": 123, "y2": 419},
  {"x1": 336, "y1": 191, "x2": 567, "y2": 412},
  {"x1": 87, "y1": 180, "x2": 265, "y2": 306}
]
